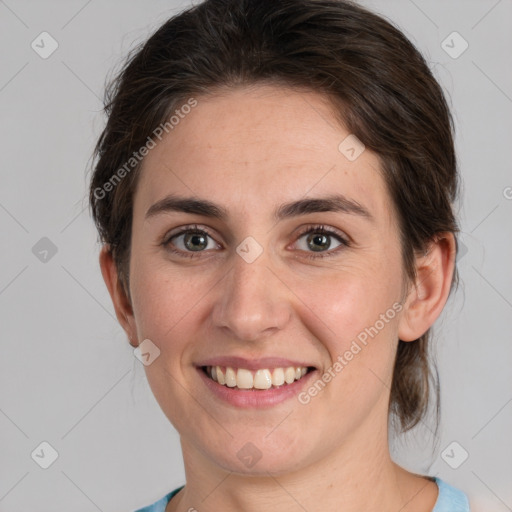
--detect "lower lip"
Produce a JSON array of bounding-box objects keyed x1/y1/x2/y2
[{"x1": 197, "y1": 367, "x2": 316, "y2": 408}]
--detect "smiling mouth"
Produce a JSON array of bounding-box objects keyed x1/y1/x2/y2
[{"x1": 201, "y1": 365, "x2": 314, "y2": 390}]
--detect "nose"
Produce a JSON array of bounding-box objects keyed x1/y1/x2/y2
[{"x1": 211, "y1": 247, "x2": 292, "y2": 342}]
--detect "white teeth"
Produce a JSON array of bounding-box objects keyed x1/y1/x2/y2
[
  {"x1": 205, "y1": 365, "x2": 310, "y2": 389},
  {"x1": 236, "y1": 368, "x2": 253, "y2": 389},
  {"x1": 216, "y1": 366, "x2": 225, "y2": 385},
  {"x1": 225, "y1": 367, "x2": 237, "y2": 387},
  {"x1": 284, "y1": 367, "x2": 296, "y2": 384},
  {"x1": 253, "y1": 369, "x2": 272, "y2": 390},
  {"x1": 271, "y1": 367, "x2": 285, "y2": 386}
]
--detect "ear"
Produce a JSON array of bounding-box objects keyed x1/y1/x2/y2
[
  {"x1": 99, "y1": 245, "x2": 138, "y2": 347},
  {"x1": 398, "y1": 232, "x2": 457, "y2": 342}
]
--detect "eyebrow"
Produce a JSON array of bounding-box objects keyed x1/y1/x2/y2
[{"x1": 145, "y1": 193, "x2": 373, "y2": 222}]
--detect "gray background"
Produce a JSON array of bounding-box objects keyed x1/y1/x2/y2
[{"x1": 0, "y1": 0, "x2": 511, "y2": 510}]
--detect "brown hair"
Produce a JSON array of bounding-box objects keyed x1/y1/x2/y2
[{"x1": 89, "y1": 0, "x2": 460, "y2": 435}]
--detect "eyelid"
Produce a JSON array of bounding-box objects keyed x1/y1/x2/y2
[
  {"x1": 160, "y1": 224, "x2": 222, "y2": 260},
  {"x1": 292, "y1": 224, "x2": 350, "y2": 244},
  {"x1": 290, "y1": 224, "x2": 350, "y2": 259},
  {"x1": 163, "y1": 224, "x2": 219, "y2": 243}
]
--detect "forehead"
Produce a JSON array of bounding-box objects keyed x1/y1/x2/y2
[{"x1": 134, "y1": 84, "x2": 392, "y2": 225}]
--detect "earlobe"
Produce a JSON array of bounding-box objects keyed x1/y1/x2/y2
[
  {"x1": 398, "y1": 233, "x2": 456, "y2": 342},
  {"x1": 98, "y1": 246, "x2": 138, "y2": 347}
]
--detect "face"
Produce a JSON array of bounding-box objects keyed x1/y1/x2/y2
[{"x1": 125, "y1": 84, "x2": 409, "y2": 474}]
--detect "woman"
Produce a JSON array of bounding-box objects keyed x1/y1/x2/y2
[{"x1": 89, "y1": 0, "x2": 470, "y2": 510}]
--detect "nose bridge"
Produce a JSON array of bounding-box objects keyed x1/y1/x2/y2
[{"x1": 212, "y1": 244, "x2": 290, "y2": 341}]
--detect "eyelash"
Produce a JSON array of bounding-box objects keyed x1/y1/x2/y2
[{"x1": 161, "y1": 223, "x2": 350, "y2": 260}]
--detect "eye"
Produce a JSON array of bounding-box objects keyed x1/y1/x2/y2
[
  {"x1": 161, "y1": 223, "x2": 350, "y2": 260},
  {"x1": 162, "y1": 225, "x2": 220, "y2": 258},
  {"x1": 293, "y1": 225, "x2": 350, "y2": 258}
]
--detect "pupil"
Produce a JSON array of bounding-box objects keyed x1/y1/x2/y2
[
  {"x1": 308, "y1": 233, "x2": 330, "y2": 251},
  {"x1": 185, "y1": 232, "x2": 207, "y2": 251}
]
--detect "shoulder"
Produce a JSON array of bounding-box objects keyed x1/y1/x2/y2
[
  {"x1": 132, "y1": 486, "x2": 184, "y2": 512},
  {"x1": 132, "y1": 479, "x2": 471, "y2": 511},
  {"x1": 432, "y1": 477, "x2": 471, "y2": 512}
]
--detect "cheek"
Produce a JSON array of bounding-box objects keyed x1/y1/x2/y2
[
  {"x1": 294, "y1": 269, "x2": 401, "y2": 425},
  {"x1": 128, "y1": 262, "x2": 212, "y2": 426},
  {"x1": 129, "y1": 259, "x2": 205, "y2": 354},
  {"x1": 296, "y1": 258, "x2": 402, "y2": 343},
  {"x1": 293, "y1": 258, "x2": 402, "y2": 404}
]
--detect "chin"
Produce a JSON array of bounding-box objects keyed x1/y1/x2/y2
[{"x1": 202, "y1": 433, "x2": 313, "y2": 476}]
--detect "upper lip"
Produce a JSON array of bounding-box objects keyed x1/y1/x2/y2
[{"x1": 196, "y1": 356, "x2": 316, "y2": 371}]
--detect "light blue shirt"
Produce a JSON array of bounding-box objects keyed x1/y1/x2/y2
[{"x1": 133, "y1": 476, "x2": 470, "y2": 511}]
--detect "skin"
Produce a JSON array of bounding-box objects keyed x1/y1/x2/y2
[{"x1": 100, "y1": 84, "x2": 456, "y2": 511}]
